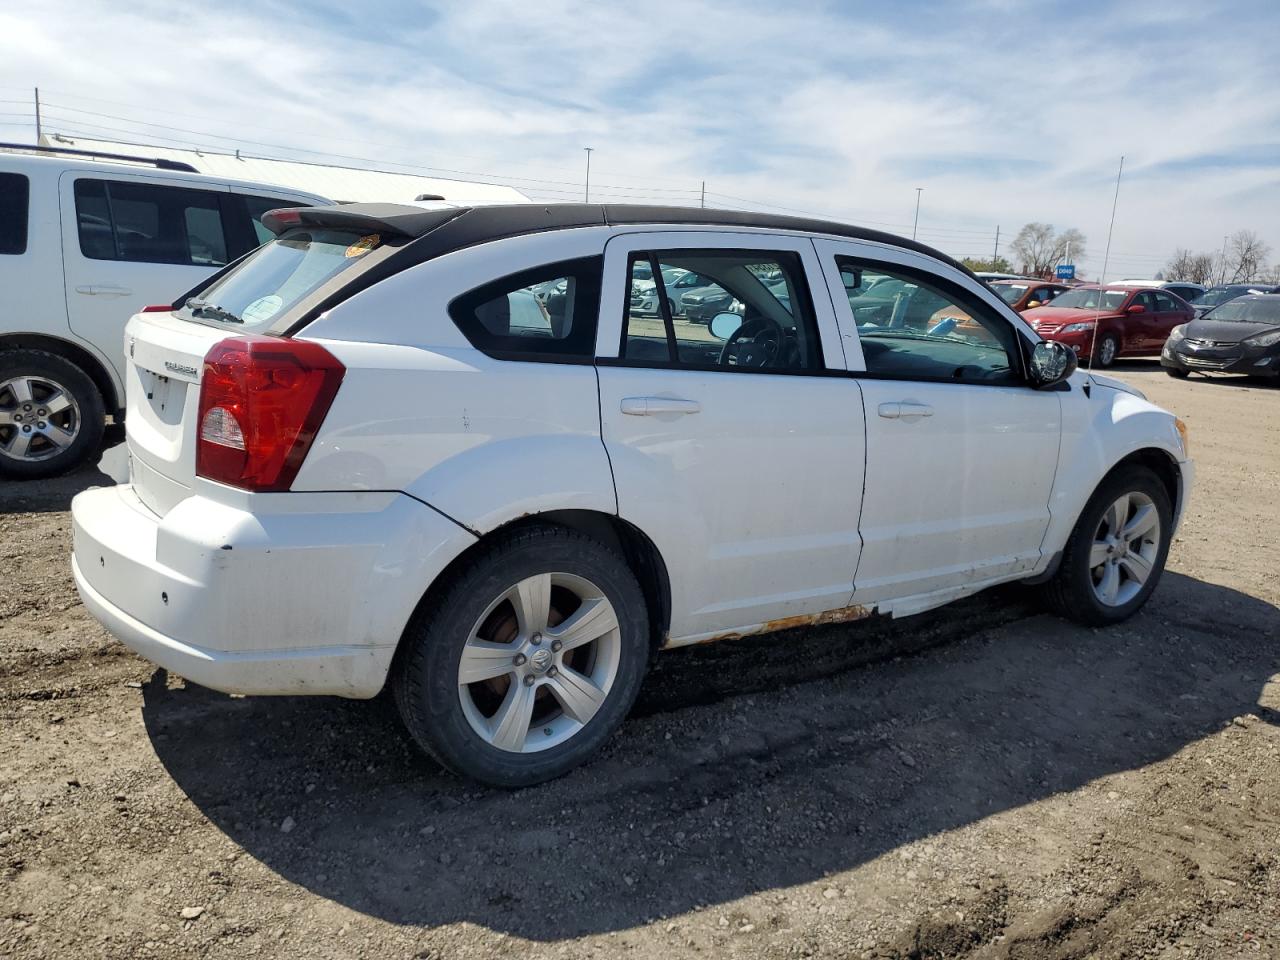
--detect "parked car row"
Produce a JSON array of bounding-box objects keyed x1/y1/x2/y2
[
  {"x1": 0, "y1": 144, "x2": 329, "y2": 478},
  {"x1": 68, "y1": 201, "x2": 1193, "y2": 785}
]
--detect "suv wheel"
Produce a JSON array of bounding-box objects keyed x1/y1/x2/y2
[
  {"x1": 394, "y1": 523, "x2": 650, "y2": 787},
  {"x1": 1042, "y1": 465, "x2": 1172, "y2": 626},
  {"x1": 0, "y1": 350, "x2": 105, "y2": 480}
]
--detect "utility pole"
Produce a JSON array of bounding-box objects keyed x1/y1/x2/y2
[
  {"x1": 1219, "y1": 234, "x2": 1229, "y2": 284},
  {"x1": 700, "y1": 180, "x2": 705, "y2": 209},
  {"x1": 583, "y1": 147, "x2": 593, "y2": 203},
  {"x1": 33, "y1": 87, "x2": 41, "y2": 143},
  {"x1": 992, "y1": 225, "x2": 1000, "y2": 266},
  {"x1": 912, "y1": 187, "x2": 923, "y2": 240}
]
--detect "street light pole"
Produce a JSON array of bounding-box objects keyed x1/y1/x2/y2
[
  {"x1": 1220, "y1": 234, "x2": 1229, "y2": 284},
  {"x1": 583, "y1": 147, "x2": 594, "y2": 203},
  {"x1": 912, "y1": 187, "x2": 923, "y2": 240}
]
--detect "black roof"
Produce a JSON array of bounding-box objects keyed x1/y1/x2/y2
[{"x1": 264, "y1": 202, "x2": 973, "y2": 278}]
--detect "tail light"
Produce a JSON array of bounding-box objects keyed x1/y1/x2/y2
[{"x1": 196, "y1": 336, "x2": 344, "y2": 492}]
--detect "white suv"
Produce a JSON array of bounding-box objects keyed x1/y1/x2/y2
[
  {"x1": 0, "y1": 145, "x2": 328, "y2": 478},
  {"x1": 70, "y1": 202, "x2": 1193, "y2": 787}
]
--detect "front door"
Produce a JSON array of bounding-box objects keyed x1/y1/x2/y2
[
  {"x1": 59, "y1": 172, "x2": 232, "y2": 385},
  {"x1": 816, "y1": 240, "x2": 1062, "y2": 604},
  {"x1": 595, "y1": 231, "x2": 866, "y2": 642}
]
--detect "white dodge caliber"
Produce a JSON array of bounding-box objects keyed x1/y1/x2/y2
[{"x1": 71, "y1": 202, "x2": 1193, "y2": 786}]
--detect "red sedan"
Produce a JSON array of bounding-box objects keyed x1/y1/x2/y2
[{"x1": 1021, "y1": 285, "x2": 1194, "y2": 368}]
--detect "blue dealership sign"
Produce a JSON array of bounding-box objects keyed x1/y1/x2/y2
[{"x1": 1056, "y1": 264, "x2": 1075, "y2": 280}]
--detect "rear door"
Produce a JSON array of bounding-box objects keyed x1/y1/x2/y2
[
  {"x1": 816, "y1": 239, "x2": 1061, "y2": 605},
  {"x1": 595, "y1": 230, "x2": 866, "y2": 642},
  {"x1": 59, "y1": 172, "x2": 234, "y2": 385}
]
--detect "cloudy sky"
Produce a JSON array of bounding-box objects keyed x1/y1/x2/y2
[{"x1": 3, "y1": 0, "x2": 1278, "y2": 277}]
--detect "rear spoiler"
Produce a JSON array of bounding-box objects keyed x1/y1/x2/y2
[{"x1": 261, "y1": 203, "x2": 465, "y2": 239}]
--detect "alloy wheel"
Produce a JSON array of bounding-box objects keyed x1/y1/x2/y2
[
  {"x1": 1098, "y1": 336, "x2": 1117, "y2": 367},
  {"x1": 457, "y1": 572, "x2": 622, "y2": 753},
  {"x1": 1089, "y1": 491, "x2": 1161, "y2": 607},
  {"x1": 0, "y1": 376, "x2": 81, "y2": 462}
]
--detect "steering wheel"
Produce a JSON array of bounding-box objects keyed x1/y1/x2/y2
[{"x1": 719, "y1": 314, "x2": 787, "y2": 367}]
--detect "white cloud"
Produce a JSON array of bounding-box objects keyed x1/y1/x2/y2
[{"x1": 4, "y1": 0, "x2": 1278, "y2": 274}]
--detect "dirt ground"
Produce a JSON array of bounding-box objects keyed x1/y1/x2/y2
[{"x1": 2, "y1": 363, "x2": 1278, "y2": 960}]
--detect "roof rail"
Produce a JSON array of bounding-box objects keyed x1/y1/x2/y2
[{"x1": 0, "y1": 141, "x2": 199, "y2": 173}]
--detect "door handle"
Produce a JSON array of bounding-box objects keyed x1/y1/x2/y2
[
  {"x1": 878, "y1": 401, "x2": 934, "y2": 421},
  {"x1": 75, "y1": 284, "x2": 133, "y2": 297},
  {"x1": 621, "y1": 397, "x2": 701, "y2": 416}
]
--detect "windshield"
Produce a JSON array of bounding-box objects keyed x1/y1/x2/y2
[
  {"x1": 1049, "y1": 288, "x2": 1129, "y2": 311},
  {"x1": 1204, "y1": 298, "x2": 1280, "y2": 324},
  {"x1": 993, "y1": 284, "x2": 1028, "y2": 304},
  {"x1": 1192, "y1": 285, "x2": 1257, "y2": 308},
  {"x1": 180, "y1": 228, "x2": 390, "y2": 332}
]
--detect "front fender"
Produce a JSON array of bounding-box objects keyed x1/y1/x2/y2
[{"x1": 1042, "y1": 380, "x2": 1189, "y2": 557}]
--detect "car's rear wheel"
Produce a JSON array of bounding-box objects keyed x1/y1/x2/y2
[
  {"x1": 394, "y1": 523, "x2": 650, "y2": 787},
  {"x1": 1042, "y1": 465, "x2": 1172, "y2": 626},
  {"x1": 1092, "y1": 333, "x2": 1120, "y2": 368},
  {"x1": 0, "y1": 350, "x2": 105, "y2": 480}
]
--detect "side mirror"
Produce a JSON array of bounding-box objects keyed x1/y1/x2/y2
[
  {"x1": 1029, "y1": 340, "x2": 1077, "y2": 388},
  {"x1": 709, "y1": 312, "x2": 742, "y2": 340},
  {"x1": 1126, "y1": 304, "x2": 1146, "y2": 314}
]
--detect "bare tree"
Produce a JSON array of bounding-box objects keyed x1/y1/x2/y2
[
  {"x1": 1009, "y1": 223, "x2": 1087, "y2": 277},
  {"x1": 1165, "y1": 248, "x2": 1217, "y2": 285},
  {"x1": 1225, "y1": 230, "x2": 1271, "y2": 283}
]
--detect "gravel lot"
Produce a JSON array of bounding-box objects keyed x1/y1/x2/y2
[{"x1": 2, "y1": 363, "x2": 1278, "y2": 959}]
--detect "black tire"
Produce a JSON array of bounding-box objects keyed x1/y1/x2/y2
[
  {"x1": 1042, "y1": 465, "x2": 1172, "y2": 627},
  {"x1": 0, "y1": 350, "x2": 106, "y2": 480},
  {"x1": 1165, "y1": 367, "x2": 1190, "y2": 379},
  {"x1": 1091, "y1": 333, "x2": 1120, "y2": 369},
  {"x1": 393, "y1": 523, "x2": 650, "y2": 787}
]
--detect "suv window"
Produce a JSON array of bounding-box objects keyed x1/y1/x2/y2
[
  {"x1": 839, "y1": 257, "x2": 1020, "y2": 383},
  {"x1": 621, "y1": 250, "x2": 821, "y2": 371},
  {"x1": 74, "y1": 179, "x2": 228, "y2": 266},
  {"x1": 450, "y1": 257, "x2": 602, "y2": 360},
  {"x1": 241, "y1": 194, "x2": 307, "y2": 246},
  {"x1": 0, "y1": 173, "x2": 29, "y2": 255}
]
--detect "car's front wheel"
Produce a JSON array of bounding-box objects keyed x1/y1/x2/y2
[
  {"x1": 394, "y1": 523, "x2": 651, "y2": 787},
  {"x1": 1042, "y1": 465, "x2": 1172, "y2": 626},
  {"x1": 1092, "y1": 332, "x2": 1120, "y2": 368},
  {"x1": 1165, "y1": 367, "x2": 1190, "y2": 379}
]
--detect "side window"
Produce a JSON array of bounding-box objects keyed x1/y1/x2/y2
[
  {"x1": 1134, "y1": 291, "x2": 1159, "y2": 312},
  {"x1": 241, "y1": 195, "x2": 307, "y2": 246},
  {"x1": 839, "y1": 257, "x2": 1021, "y2": 383},
  {"x1": 449, "y1": 256, "x2": 602, "y2": 360},
  {"x1": 620, "y1": 249, "x2": 822, "y2": 372},
  {"x1": 74, "y1": 179, "x2": 227, "y2": 266},
  {"x1": 0, "y1": 173, "x2": 30, "y2": 255},
  {"x1": 1033, "y1": 287, "x2": 1055, "y2": 303},
  {"x1": 1153, "y1": 292, "x2": 1178, "y2": 312}
]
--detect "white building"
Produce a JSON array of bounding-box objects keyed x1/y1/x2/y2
[{"x1": 35, "y1": 134, "x2": 528, "y2": 205}]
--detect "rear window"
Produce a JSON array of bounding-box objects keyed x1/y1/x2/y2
[
  {"x1": 180, "y1": 227, "x2": 389, "y2": 332},
  {"x1": 0, "y1": 172, "x2": 30, "y2": 255}
]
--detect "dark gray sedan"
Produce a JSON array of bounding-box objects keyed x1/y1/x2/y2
[{"x1": 1161, "y1": 294, "x2": 1280, "y2": 379}]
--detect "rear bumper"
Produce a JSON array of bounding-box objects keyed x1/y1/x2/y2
[{"x1": 71, "y1": 484, "x2": 475, "y2": 698}]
